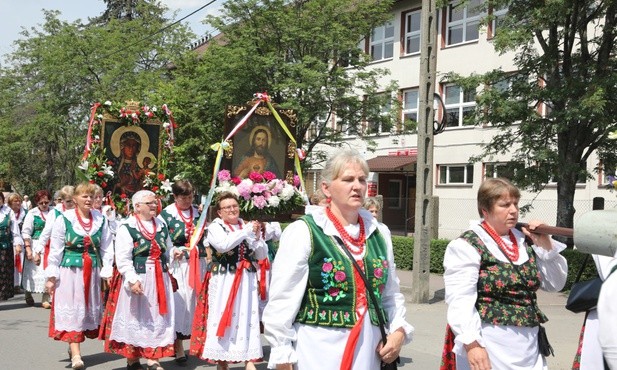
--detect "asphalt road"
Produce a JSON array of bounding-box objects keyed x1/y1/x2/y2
[{"x1": 0, "y1": 272, "x2": 582, "y2": 369}]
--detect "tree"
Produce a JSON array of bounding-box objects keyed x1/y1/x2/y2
[
  {"x1": 449, "y1": 0, "x2": 617, "y2": 230},
  {"x1": 169, "y1": 0, "x2": 399, "y2": 184},
  {"x1": 0, "y1": 1, "x2": 193, "y2": 194}
]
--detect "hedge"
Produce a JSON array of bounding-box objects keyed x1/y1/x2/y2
[{"x1": 391, "y1": 235, "x2": 600, "y2": 291}]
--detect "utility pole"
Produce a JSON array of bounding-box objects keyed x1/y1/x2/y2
[{"x1": 412, "y1": 0, "x2": 438, "y2": 304}]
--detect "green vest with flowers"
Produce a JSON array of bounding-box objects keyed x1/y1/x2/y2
[
  {"x1": 294, "y1": 214, "x2": 390, "y2": 328},
  {"x1": 124, "y1": 222, "x2": 169, "y2": 273},
  {"x1": 159, "y1": 207, "x2": 207, "y2": 258},
  {"x1": 461, "y1": 230, "x2": 548, "y2": 327},
  {"x1": 59, "y1": 216, "x2": 102, "y2": 268},
  {"x1": 0, "y1": 212, "x2": 12, "y2": 249},
  {"x1": 32, "y1": 213, "x2": 46, "y2": 240}
]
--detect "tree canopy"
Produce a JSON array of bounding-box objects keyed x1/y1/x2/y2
[{"x1": 449, "y1": 0, "x2": 617, "y2": 229}]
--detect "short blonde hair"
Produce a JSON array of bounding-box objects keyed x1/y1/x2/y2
[
  {"x1": 477, "y1": 178, "x2": 520, "y2": 217},
  {"x1": 310, "y1": 189, "x2": 327, "y2": 205},
  {"x1": 364, "y1": 197, "x2": 381, "y2": 211},
  {"x1": 321, "y1": 148, "x2": 369, "y2": 185},
  {"x1": 73, "y1": 183, "x2": 96, "y2": 197},
  {"x1": 58, "y1": 185, "x2": 75, "y2": 201},
  {"x1": 6, "y1": 193, "x2": 22, "y2": 204}
]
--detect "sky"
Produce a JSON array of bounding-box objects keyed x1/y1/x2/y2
[{"x1": 0, "y1": 0, "x2": 224, "y2": 58}]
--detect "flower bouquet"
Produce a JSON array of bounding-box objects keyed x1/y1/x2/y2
[{"x1": 214, "y1": 169, "x2": 306, "y2": 220}]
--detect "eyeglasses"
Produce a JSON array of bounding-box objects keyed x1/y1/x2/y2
[
  {"x1": 221, "y1": 204, "x2": 239, "y2": 211},
  {"x1": 38, "y1": 201, "x2": 50, "y2": 205},
  {"x1": 63, "y1": 199, "x2": 74, "y2": 204},
  {"x1": 138, "y1": 201, "x2": 158, "y2": 206}
]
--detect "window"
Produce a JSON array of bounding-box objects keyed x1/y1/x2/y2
[
  {"x1": 367, "y1": 93, "x2": 393, "y2": 134},
  {"x1": 490, "y1": 4, "x2": 508, "y2": 37},
  {"x1": 439, "y1": 164, "x2": 474, "y2": 184},
  {"x1": 402, "y1": 88, "x2": 419, "y2": 126},
  {"x1": 443, "y1": 84, "x2": 476, "y2": 127},
  {"x1": 387, "y1": 179, "x2": 402, "y2": 208},
  {"x1": 403, "y1": 10, "x2": 421, "y2": 55},
  {"x1": 446, "y1": 0, "x2": 482, "y2": 46},
  {"x1": 370, "y1": 20, "x2": 394, "y2": 61},
  {"x1": 485, "y1": 162, "x2": 523, "y2": 180}
]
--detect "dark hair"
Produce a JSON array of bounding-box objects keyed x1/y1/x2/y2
[
  {"x1": 252, "y1": 129, "x2": 269, "y2": 146},
  {"x1": 215, "y1": 191, "x2": 239, "y2": 211},
  {"x1": 0, "y1": 192, "x2": 4, "y2": 203},
  {"x1": 172, "y1": 179, "x2": 195, "y2": 196},
  {"x1": 34, "y1": 190, "x2": 52, "y2": 204}
]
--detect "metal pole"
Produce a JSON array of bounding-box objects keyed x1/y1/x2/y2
[{"x1": 412, "y1": 0, "x2": 438, "y2": 304}]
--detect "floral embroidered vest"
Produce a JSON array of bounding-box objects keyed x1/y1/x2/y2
[
  {"x1": 294, "y1": 214, "x2": 390, "y2": 328},
  {"x1": 32, "y1": 214, "x2": 46, "y2": 240},
  {"x1": 159, "y1": 207, "x2": 206, "y2": 257},
  {"x1": 461, "y1": 230, "x2": 548, "y2": 327},
  {"x1": 0, "y1": 212, "x2": 12, "y2": 249},
  {"x1": 59, "y1": 216, "x2": 103, "y2": 268},
  {"x1": 209, "y1": 222, "x2": 258, "y2": 274},
  {"x1": 124, "y1": 223, "x2": 169, "y2": 274}
]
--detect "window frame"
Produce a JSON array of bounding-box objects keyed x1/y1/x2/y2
[
  {"x1": 438, "y1": 164, "x2": 474, "y2": 185},
  {"x1": 443, "y1": 84, "x2": 476, "y2": 128},
  {"x1": 445, "y1": 0, "x2": 483, "y2": 46},
  {"x1": 402, "y1": 9, "x2": 422, "y2": 56},
  {"x1": 369, "y1": 19, "x2": 395, "y2": 62}
]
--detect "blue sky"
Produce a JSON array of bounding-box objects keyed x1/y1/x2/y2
[{"x1": 0, "y1": 0, "x2": 223, "y2": 58}]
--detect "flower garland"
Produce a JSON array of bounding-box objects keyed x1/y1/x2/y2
[
  {"x1": 77, "y1": 100, "x2": 176, "y2": 214},
  {"x1": 214, "y1": 169, "x2": 305, "y2": 220}
]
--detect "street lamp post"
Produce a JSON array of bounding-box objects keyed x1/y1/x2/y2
[{"x1": 412, "y1": 0, "x2": 438, "y2": 304}]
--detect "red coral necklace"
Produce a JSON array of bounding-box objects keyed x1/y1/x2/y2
[
  {"x1": 175, "y1": 203, "x2": 194, "y2": 237},
  {"x1": 481, "y1": 221, "x2": 519, "y2": 261},
  {"x1": 136, "y1": 215, "x2": 157, "y2": 241},
  {"x1": 76, "y1": 209, "x2": 92, "y2": 233},
  {"x1": 326, "y1": 207, "x2": 365, "y2": 254}
]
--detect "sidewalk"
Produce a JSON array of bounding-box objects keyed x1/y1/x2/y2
[{"x1": 396, "y1": 269, "x2": 583, "y2": 369}]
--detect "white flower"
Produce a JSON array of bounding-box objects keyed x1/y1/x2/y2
[
  {"x1": 609, "y1": 131, "x2": 617, "y2": 140},
  {"x1": 152, "y1": 106, "x2": 157, "y2": 112},
  {"x1": 267, "y1": 195, "x2": 281, "y2": 207},
  {"x1": 94, "y1": 135, "x2": 100, "y2": 140},
  {"x1": 78, "y1": 160, "x2": 88, "y2": 170},
  {"x1": 163, "y1": 121, "x2": 170, "y2": 128},
  {"x1": 104, "y1": 101, "x2": 112, "y2": 106},
  {"x1": 102, "y1": 164, "x2": 114, "y2": 177},
  {"x1": 161, "y1": 179, "x2": 173, "y2": 193},
  {"x1": 97, "y1": 114, "x2": 103, "y2": 119},
  {"x1": 280, "y1": 183, "x2": 295, "y2": 201}
]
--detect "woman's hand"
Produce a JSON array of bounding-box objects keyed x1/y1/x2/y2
[
  {"x1": 14, "y1": 244, "x2": 22, "y2": 254},
  {"x1": 377, "y1": 328, "x2": 405, "y2": 364},
  {"x1": 522, "y1": 220, "x2": 553, "y2": 251},
  {"x1": 130, "y1": 281, "x2": 143, "y2": 295},
  {"x1": 25, "y1": 246, "x2": 33, "y2": 261},
  {"x1": 465, "y1": 341, "x2": 491, "y2": 370},
  {"x1": 33, "y1": 253, "x2": 41, "y2": 266},
  {"x1": 173, "y1": 248, "x2": 184, "y2": 260},
  {"x1": 275, "y1": 364, "x2": 293, "y2": 370},
  {"x1": 45, "y1": 278, "x2": 56, "y2": 293}
]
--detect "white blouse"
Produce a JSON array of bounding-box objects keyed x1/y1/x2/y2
[{"x1": 262, "y1": 207, "x2": 413, "y2": 368}]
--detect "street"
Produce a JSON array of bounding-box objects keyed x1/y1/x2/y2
[{"x1": 0, "y1": 272, "x2": 582, "y2": 369}]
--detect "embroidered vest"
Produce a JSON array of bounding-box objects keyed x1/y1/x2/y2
[
  {"x1": 32, "y1": 214, "x2": 46, "y2": 240},
  {"x1": 209, "y1": 222, "x2": 258, "y2": 274},
  {"x1": 294, "y1": 215, "x2": 390, "y2": 328},
  {"x1": 59, "y1": 216, "x2": 103, "y2": 268},
  {"x1": 0, "y1": 212, "x2": 12, "y2": 249},
  {"x1": 125, "y1": 223, "x2": 169, "y2": 274},
  {"x1": 461, "y1": 230, "x2": 548, "y2": 327},
  {"x1": 160, "y1": 207, "x2": 207, "y2": 258}
]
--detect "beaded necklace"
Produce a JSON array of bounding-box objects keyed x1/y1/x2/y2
[
  {"x1": 136, "y1": 215, "x2": 157, "y2": 241},
  {"x1": 175, "y1": 203, "x2": 194, "y2": 241},
  {"x1": 76, "y1": 209, "x2": 92, "y2": 233},
  {"x1": 481, "y1": 221, "x2": 519, "y2": 261},
  {"x1": 325, "y1": 207, "x2": 366, "y2": 254}
]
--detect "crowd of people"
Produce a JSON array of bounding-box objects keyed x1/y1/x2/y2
[{"x1": 4, "y1": 148, "x2": 617, "y2": 369}]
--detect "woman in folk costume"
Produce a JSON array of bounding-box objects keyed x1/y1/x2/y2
[
  {"x1": 442, "y1": 178, "x2": 568, "y2": 370},
  {"x1": 45, "y1": 183, "x2": 114, "y2": 370},
  {"x1": 7, "y1": 193, "x2": 26, "y2": 293},
  {"x1": 190, "y1": 191, "x2": 267, "y2": 370},
  {"x1": 262, "y1": 149, "x2": 413, "y2": 370},
  {"x1": 21, "y1": 189, "x2": 52, "y2": 308},
  {"x1": 0, "y1": 192, "x2": 23, "y2": 300},
  {"x1": 157, "y1": 179, "x2": 205, "y2": 362},
  {"x1": 101, "y1": 190, "x2": 175, "y2": 370},
  {"x1": 38, "y1": 185, "x2": 76, "y2": 248}
]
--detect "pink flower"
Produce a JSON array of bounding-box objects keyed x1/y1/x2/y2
[
  {"x1": 231, "y1": 177, "x2": 242, "y2": 185},
  {"x1": 218, "y1": 169, "x2": 231, "y2": 182},
  {"x1": 252, "y1": 195, "x2": 267, "y2": 209},
  {"x1": 374, "y1": 268, "x2": 383, "y2": 278},
  {"x1": 262, "y1": 171, "x2": 277, "y2": 181},
  {"x1": 237, "y1": 181, "x2": 252, "y2": 200},
  {"x1": 293, "y1": 175, "x2": 301, "y2": 187},
  {"x1": 382, "y1": 260, "x2": 389, "y2": 268},
  {"x1": 252, "y1": 183, "x2": 267, "y2": 194},
  {"x1": 328, "y1": 287, "x2": 340, "y2": 297},
  {"x1": 322, "y1": 262, "x2": 333, "y2": 272},
  {"x1": 334, "y1": 271, "x2": 346, "y2": 282},
  {"x1": 249, "y1": 171, "x2": 264, "y2": 183}
]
